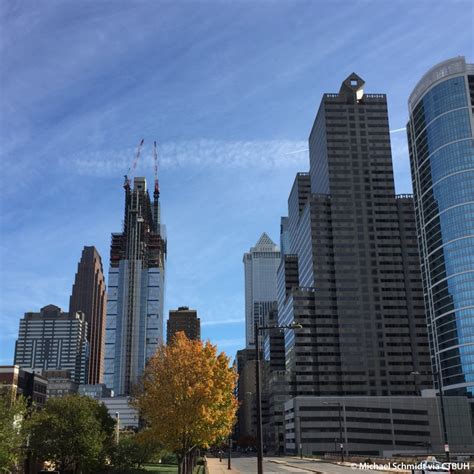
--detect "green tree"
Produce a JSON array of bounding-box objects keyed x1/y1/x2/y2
[
  {"x1": 111, "y1": 431, "x2": 161, "y2": 471},
  {"x1": 0, "y1": 389, "x2": 28, "y2": 472},
  {"x1": 29, "y1": 394, "x2": 115, "y2": 473}
]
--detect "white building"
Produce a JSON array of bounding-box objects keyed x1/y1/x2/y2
[
  {"x1": 100, "y1": 396, "x2": 139, "y2": 430},
  {"x1": 243, "y1": 233, "x2": 280, "y2": 347}
]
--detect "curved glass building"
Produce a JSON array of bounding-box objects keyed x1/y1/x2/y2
[{"x1": 407, "y1": 57, "x2": 474, "y2": 396}]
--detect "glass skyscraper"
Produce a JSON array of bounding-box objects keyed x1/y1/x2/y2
[
  {"x1": 243, "y1": 233, "x2": 280, "y2": 348},
  {"x1": 104, "y1": 177, "x2": 166, "y2": 395},
  {"x1": 407, "y1": 56, "x2": 474, "y2": 396}
]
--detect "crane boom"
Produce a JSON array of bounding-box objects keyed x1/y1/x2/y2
[
  {"x1": 153, "y1": 141, "x2": 160, "y2": 197},
  {"x1": 124, "y1": 138, "x2": 145, "y2": 189}
]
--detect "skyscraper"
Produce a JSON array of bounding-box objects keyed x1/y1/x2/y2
[
  {"x1": 279, "y1": 73, "x2": 432, "y2": 397},
  {"x1": 69, "y1": 246, "x2": 107, "y2": 384},
  {"x1": 243, "y1": 233, "x2": 280, "y2": 347},
  {"x1": 14, "y1": 305, "x2": 88, "y2": 384},
  {"x1": 104, "y1": 176, "x2": 166, "y2": 395},
  {"x1": 167, "y1": 306, "x2": 201, "y2": 343},
  {"x1": 407, "y1": 56, "x2": 474, "y2": 397}
]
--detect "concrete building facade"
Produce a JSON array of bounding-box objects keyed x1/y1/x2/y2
[
  {"x1": 284, "y1": 395, "x2": 474, "y2": 456},
  {"x1": 43, "y1": 369, "x2": 79, "y2": 398},
  {"x1": 235, "y1": 348, "x2": 257, "y2": 441},
  {"x1": 69, "y1": 246, "x2": 107, "y2": 385},
  {"x1": 167, "y1": 306, "x2": 201, "y2": 343},
  {"x1": 104, "y1": 177, "x2": 167, "y2": 395},
  {"x1": 100, "y1": 396, "x2": 139, "y2": 430},
  {"x1": 14, "y1": 305, "x2": 88, "y2": 384}
]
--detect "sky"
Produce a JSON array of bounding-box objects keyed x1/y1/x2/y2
[{"x1": 1, "y1": 0, "x2": 473, "y2": 365}]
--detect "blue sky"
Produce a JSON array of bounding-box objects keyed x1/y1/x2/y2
[{"x1": 1, "y1": 1, "x2": 473, "y2": 364}]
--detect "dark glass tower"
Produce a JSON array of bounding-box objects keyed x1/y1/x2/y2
[
  {"x1": 104, "y1": 177, "x2": 167, "y2": 395},
  {"x1": 279, "y1": 74, "x2": 433, "y2": 396},
  {"x1": 69, "y1": 246, "x2": 107, "y2": 384},
  {"x1": 407, "y1": 57, "x2": 474, "y2": 397}
]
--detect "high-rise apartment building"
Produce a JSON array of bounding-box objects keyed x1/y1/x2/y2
[
  {"x1": 243, "y1": 233, "x2": 280, "y2": 347},
  {"x1": 167, "y1": 306, "x2": 201, "y2": 343},
  {"x1": 279, "y1": 73, "x2": 433, "y2": 397},
  {"x1": 69, "y1": 246, "x2": 107, "y2": 384},
  {"x1": 407, "y1": 56, "x2": 474, "y2": 397},
  {"x1": 104, "y1": 177, "x2": 166, "y2": 395},
  {"x1": 14, "y1": 305, "x2": 88, "y2": 384}
]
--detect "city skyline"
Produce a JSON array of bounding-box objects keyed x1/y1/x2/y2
[{"x1": 1, "y1": 1, "x2": 473, "y2": 364}]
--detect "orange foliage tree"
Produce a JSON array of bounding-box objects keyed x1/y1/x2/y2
[{"x1": 134, "y1": 332, "x2": 238, "y2": 473}]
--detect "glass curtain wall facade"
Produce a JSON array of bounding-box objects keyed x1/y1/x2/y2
[
  {"x1": 243, "y1": 233, "x2": 281, "y2": 347},
  {"x1": 104, "y1": 177, "x2": 166, "y2": 396},
  {"x1": 407, "y1": 57, "x2": 474, "y2": 396}
]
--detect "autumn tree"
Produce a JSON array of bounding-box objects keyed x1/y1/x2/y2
[{"x1": 135, "y1": 332, "x2": 238, "y2": 474}]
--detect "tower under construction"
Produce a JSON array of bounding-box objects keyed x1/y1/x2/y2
[{"x1": 104, "y1": 143, "x2": 166, "y2": 395}]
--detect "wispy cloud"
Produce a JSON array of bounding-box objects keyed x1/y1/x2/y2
[
  {"x1": 390, "y1": 127, "x2": 407, "y2": 134},
  {"x1": 62, "y1": 139, "x2": 308, "y2": 176},
  {"x1": 212, "y1": 338, "x2": 245, "y2": 349},
  {"x1": 201, "y1": 318, "x2": 244, "y2": 327}
]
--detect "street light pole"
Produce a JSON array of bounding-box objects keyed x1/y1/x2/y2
[
  {"x1": 254, "y1": 320, "x2": 264, "y2": 474},
  {"x1": 254, "y1": 321, "x2": 302, "y2": 474},
  {"x1": 435, "y1": 370, "x2": 450, "y2": 464},
  {"x1": 228, "y1": 435, "x2": 232, "y2": 470},
  {"x1": 337, "y1": 403, "x2": 344, "y2": 463},
  {"x1": 411, "y1": 370, "x2": 449, "y2": 462},
  {"x1": 323, "y1": 401, "x2": 344, "y2": 463},
  {"x1": 115, "y1": 412, "x2": 120, "y2": 445}
]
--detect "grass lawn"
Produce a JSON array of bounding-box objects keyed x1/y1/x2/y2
[{"x1": 143, "y1": 463, "x2": 178, "y2": 473}]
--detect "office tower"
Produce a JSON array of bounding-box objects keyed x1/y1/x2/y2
[
  {"x1": 280, "y1": 73, "x2": 432, "y2": 397},
  {"x1": 104, "y1": 177, "x2": 166, "y2": 395},
  {"x1": 235, "y1": 348, "x2": 257, "y2": 440},
  {"x1": 262, "y1": 308, "x2": 285, "y2": 370},
  {"x1": 243, "y1": 233, "x2": 281, "y2": 347},
  {"x1": 13, "y1": 305, "x2": 88, "y2": 384},
  {"x1": 69, "y1": 246, "x2": 107, "y2": 384},
  {"x1": 166, "y1": 306, "x2": 201, "y2": 343},
  {"x1": 407, "y1": 57, "x2": 474, "y2": 397}
]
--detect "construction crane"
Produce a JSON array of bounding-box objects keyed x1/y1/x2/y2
[
  {"x1": 123, "y1": 138, "x2": 145, "y2": 189},
  {"x1": 153, "y1": 141, "x2": 160, "y2": 198}
]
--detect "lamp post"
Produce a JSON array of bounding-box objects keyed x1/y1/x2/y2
[
  {"x1": 411, "y1": 370, "x2": 449, "y2": 463},
  {"x1": 255, "y1": 321, "x2": 302, "y2": 474},
  {"x1": 115, "y1": 412, "x2": 120, "y2": 445},
  {"x1": 228, "y1": 435, "x2": 232, "y2": 470},
  {"x1": 323, "y1": 402, "x2": 344, "y2": 463}
]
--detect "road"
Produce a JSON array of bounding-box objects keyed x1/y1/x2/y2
[{"x1": 208, "y1": 455, "x2": 386, "y2": 474}]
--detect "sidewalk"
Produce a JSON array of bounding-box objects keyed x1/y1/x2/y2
[{"x1": 206, "y1": 456, "x2": 241, "y2": 474}]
